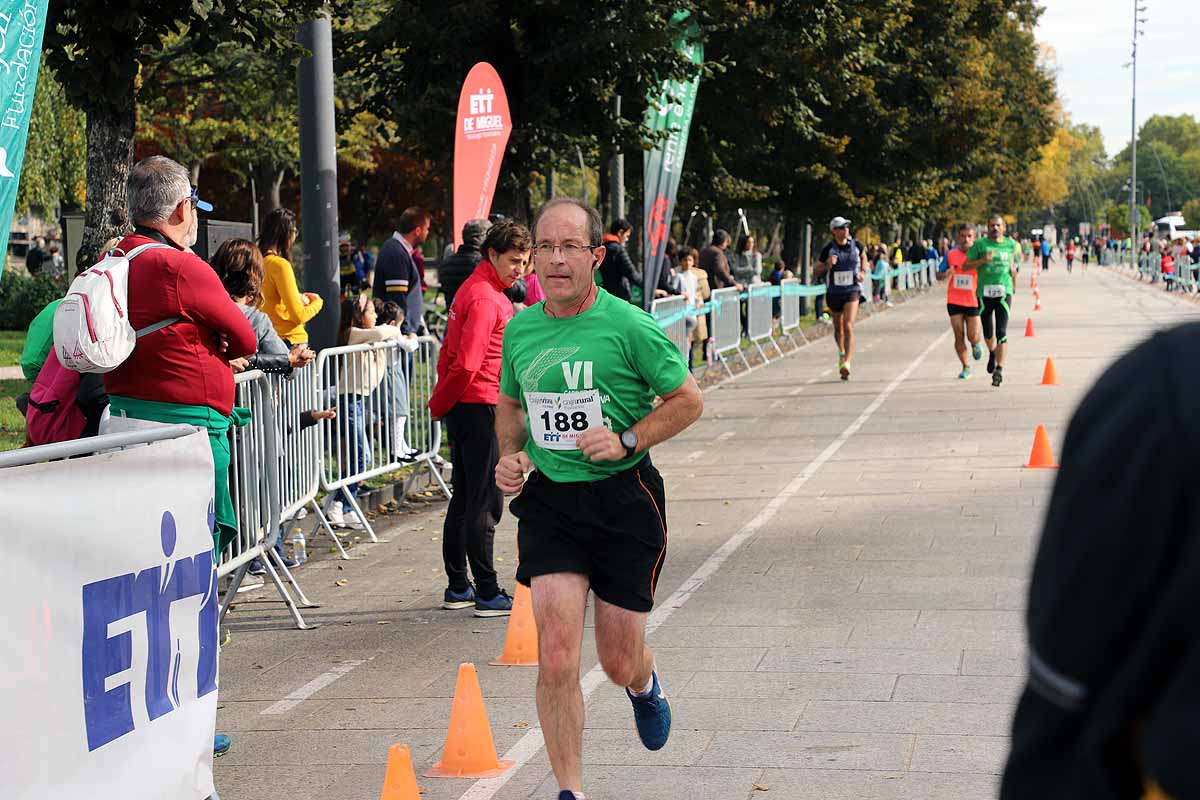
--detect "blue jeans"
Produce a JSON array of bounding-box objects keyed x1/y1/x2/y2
[{"x1": 337, "y1": 395, "x2": 368, "y2": 510}]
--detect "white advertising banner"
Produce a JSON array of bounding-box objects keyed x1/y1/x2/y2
[{"x1": 0, "y1": 430, "x2": 219, "y2": 799}]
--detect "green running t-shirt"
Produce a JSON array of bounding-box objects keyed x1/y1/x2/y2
[
  {"x1": 500, "y1": 288, "x2": 690, "y2": 482},
  {"x1": 968, "y1": 236, "x2": 1019, "y2": 299}
]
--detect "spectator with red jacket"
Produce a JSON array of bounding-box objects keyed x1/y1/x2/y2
[
  {"x1": 427, "y1": 219, "x2": 531, "y2": 617},
  {"x1": 100, "y1": 155, "x2": 255, "y2": 761}
]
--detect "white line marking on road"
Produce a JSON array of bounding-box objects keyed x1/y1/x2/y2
[
  {"x1": 456, "y1": 329, "x2": 951, "y2": 800},
  {"x1": 684, "y1": 450, "x2": 705, "y2": 463},
  {"x1": 260, "y1": 660, "x2": 367, "y2": 715}
]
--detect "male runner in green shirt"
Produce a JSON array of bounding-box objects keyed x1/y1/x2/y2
[
  {"x1": 495, "y1": 197, "x2": 703, "y2": 800},
  {"x1": 965, "y1": 214, "x2": 1020, "y2": 387}
]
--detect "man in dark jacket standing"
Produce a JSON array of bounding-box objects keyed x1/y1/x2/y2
[
  {"x1": 699, "y1": 229, "x2": 743, "y2": 292},
  {"x1": 438, "y1": 218, "x2": 490, "y2": 310},
  {"x1": 599, "y1": 218, "x2": 642, "y2": 304},
  {"x1": 373, "y1": 207, "x2": 429, "y2": 335}
]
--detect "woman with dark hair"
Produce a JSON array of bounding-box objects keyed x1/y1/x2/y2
[
  {"x1": 729, "y1": 233, "x2": 762, "y2": 285},
  {"x1": 259, "y1": 208, "x2": 323, "y2": 345},
  {"x1": 211, "y1": 238, "x2": 316, "y2": 375}
]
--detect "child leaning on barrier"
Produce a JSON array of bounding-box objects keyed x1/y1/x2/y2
[{"x1": 373, "y1": 299, "x2": 421, "y2": 462}]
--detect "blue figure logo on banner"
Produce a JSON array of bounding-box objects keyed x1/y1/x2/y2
[{"x1": 80, "y1": 510, "x2": 218, "y2": 751}]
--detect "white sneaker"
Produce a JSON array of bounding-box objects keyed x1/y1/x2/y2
[{"x1": 325, "y1": 501, "x2": 346, "y2": 527}]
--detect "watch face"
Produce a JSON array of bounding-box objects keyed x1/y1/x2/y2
[{"x1": 621, "y1": 430, "x2": 637, "y2": 449}]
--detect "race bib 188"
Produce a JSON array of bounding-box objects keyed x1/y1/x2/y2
[
  {"x1": 982, "y1": 284, "x2": 1005, "y2": 298},
  {"x1": 953, "y1": 273, "x2": 974, "y2": 291},
  {"x1": 833, "y1": 270, "x2": 854, "y2": 287},
  {"x1": 525, "y1": 390, "x2": 604, "y2": 450}
]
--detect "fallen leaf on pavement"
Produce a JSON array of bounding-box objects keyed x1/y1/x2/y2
[{"x1": 335, "y1": 579, "x2": 348, "y2": 587}]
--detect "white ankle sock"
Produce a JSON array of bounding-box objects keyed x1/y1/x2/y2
[{"x1": 630, "y1": 670, "x2": 655, "y2": 697}]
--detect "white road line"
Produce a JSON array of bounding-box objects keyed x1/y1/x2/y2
[
  {"x1": 260, "y1": 659, "x2": 367, "y2": 715},
  {"x1": 456, "y1": 329, "x2": 951, "y2": 800}
]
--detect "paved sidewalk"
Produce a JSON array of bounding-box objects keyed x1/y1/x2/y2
[{"x1": 214, "y1": 266, "x2": 1198, "y2": 799}]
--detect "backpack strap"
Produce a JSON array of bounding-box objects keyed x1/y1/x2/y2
[
  {"x1": 124, "y1": 242, "x2": 174, "y2": 260},
  {"x1": 136, "y1": 317, "x2": 181, "y2": 338},
  {"x1": 127, "y1": 242, "x2": 180, "y2": 337}
]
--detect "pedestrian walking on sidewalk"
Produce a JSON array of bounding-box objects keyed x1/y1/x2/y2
[
  {"x1": 495, "y1": 197, "x2": 703, "y2": 800},
  {"x1": 428, "y1": 220, "x2": 533, "y2": 618}
]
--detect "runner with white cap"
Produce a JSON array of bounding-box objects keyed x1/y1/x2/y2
[{"x1": 813, "y1": 216, "x2": 866, "y2": 380}]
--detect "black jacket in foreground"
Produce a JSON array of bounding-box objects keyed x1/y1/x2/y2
[{"x1": 1001, "y1": 322, "x2": 1200, "y2": 800}]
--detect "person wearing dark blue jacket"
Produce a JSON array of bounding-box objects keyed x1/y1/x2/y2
[{"x1": 372, "y1": 207, "x2": 429, "y2": 335}]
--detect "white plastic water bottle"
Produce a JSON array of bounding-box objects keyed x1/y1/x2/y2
[{"x1": 291, "y1": 528, "x2": 307, "y2": 564}]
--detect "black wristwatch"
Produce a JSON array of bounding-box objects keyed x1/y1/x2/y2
[{"x1": 620, "y1": 429, "x2": 639, "y2": 459}]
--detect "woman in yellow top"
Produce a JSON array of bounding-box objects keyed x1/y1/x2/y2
[{"x1": 258, "y1": 207, "x2": 323, "y2": 344}]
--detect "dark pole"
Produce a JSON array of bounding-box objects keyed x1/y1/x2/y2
[
  {"x1": 800, "y1": 220, "x2": 812, "y2": 317},
  {"x1": 297, "y1": 16, "x2": 341, "y2": 351}
]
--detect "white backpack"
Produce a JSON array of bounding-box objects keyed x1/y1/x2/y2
[{"x1": 53, "y1": 242, "x2": 180, "y2": 373}]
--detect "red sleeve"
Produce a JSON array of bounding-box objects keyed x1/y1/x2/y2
[
  {"x1": 428, "y1": 299, "x2": 500, "y2": 418},
  {"x1": 177, "y1": 257, "x2": 257, "y2": 358}
]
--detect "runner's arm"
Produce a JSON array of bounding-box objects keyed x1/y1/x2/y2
[
  {"x1": 495, "y1": 391, "x2": 532, "y2": 493},
  {"x1": 579, "y1": 374, "x2": 704, "y2": 462}
]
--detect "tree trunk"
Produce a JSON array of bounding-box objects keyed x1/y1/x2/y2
[
  {"x1": 79, "y1": 99, "x2": 136, "y2": 269},
  {"x1": 764, "y1": 220, "x2": 783, "y2": 263},
  {"x1": 190, "y1": 162, "x2": 201, "y2": 187},
  {"x1": 269, "y1": 168, "x2": 284, "y2": 211}
]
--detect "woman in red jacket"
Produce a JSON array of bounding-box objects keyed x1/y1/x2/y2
[{"x1": 428, "y1": 219, "x2": 531, "y2": 617}]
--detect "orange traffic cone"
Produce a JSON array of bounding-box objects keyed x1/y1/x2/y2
[
  {"x1": 380, "y1": 744, "x2": 421, "y2": 800},
  {"x1": 1025, "y1": 424, "x2": 1059, "y2": 469},
  {"x1": 1024, "y1": 318, "x2": 1036, "y2": 337},
  {"x1": 424, "y1": 664, "x2": 514, "y2": 778},
  {"x1": 1041, "y1": 358, "x2": 1059, "y2": 385},
  {"x1": 490, "y1": 583, "x2": 538, "y2": 666},
  {"x1": 1034, "y1": 296, "x2": 1042, "y2": 311},
  {"x1": 1030, "y1": 274, "x2": 1037, "y2": 289}
]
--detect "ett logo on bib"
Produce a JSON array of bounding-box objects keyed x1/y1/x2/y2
[{"x1": 526, "y1": 389, "x2": 604, "y2": 450}]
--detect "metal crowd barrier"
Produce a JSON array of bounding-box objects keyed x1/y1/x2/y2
[
  {"x1": 779, "y1": 278, "x2": 803, "y2": 342},
  {"x1": 314, "y1": 336, "x2": 448, "y2": 554},
  {"x1": 746, "y1": 283, "x2": 782, "y2": 362},
  {"x1": 651, "y1": 295, "x2": 689, "y2": 362},
  {"x1": 709, "y1": 286, "x2": 747, "y2": 376},
  {"x1": 220, "y1": 370, "x2": 317, "y2": 630}
]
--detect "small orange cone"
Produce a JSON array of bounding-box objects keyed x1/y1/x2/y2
[
  {"x1": 490, "y1": 583, "x2": 538, "y2": 666},
  {"x1": 1025, "y1": 424, "x2": 1059, "y2": 469},
  {"x1": 1041, "y1": 358, "x2": 1059, "y2": 385},
  {"x1": 1034, "y1": 297, "x2": 1042, "y2": 311},
  {"x1": 380, "y1": 744, "x2": 421, "y2": 800},
  {"x1": 424, "y1": 664, "x2": 514, "y2": 778},
  {"x1": 1030, "y1": 274, "x2": 1037, "y2": 289},
  {"x1": 1024, "y1": 318, "x2": 1036, "y2": 337}
]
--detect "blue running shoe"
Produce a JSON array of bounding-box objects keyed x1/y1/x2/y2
[
  {"x1": 214, "y1": 734, "x2": 232, "y2": 757},
  {"x1": 557, "y1": 792, "x2": 579, "y2": 800},
  {"x1": 474, "y1": 589, "x2": 513, "y2": 618},
  {"x1": 957, "y1": 367, "x2": 971, "y2": 380},
  {"x1": 626, "y1": 671, "x2": 671, "y2": 751},
  {"x1": 972, "y1": 342, "x2": 983, "y2": 361},
  {"x1": 442, "y1": 585, "x2": 475, "y2": 610}
]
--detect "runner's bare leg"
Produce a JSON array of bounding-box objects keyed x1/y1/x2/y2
[{"x1": 531, "y1": 573, "x2": 590, "y2": 793}]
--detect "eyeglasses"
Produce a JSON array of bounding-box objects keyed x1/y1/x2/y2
[{"x1": 533, "y1": 242, "x2": 596, "y2": 259}]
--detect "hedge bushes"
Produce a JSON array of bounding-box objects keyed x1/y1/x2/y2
[{"x1": 0, "y1": 273, "x2": 63, "y2": 330}]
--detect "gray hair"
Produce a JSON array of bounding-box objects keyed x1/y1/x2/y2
[
  {"x1": 462, "y1": 218, "x2": 490, "y2": 250},
  {"x1": 534, "y1": 197, "x2": 602, "y2": 246},
  {"x1": 128, "y1": 156, "x2": 191, "y2": 225}
]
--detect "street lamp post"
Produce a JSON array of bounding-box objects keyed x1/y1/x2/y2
[{"x1": 1129, "y1": 1, "x2": 1147, "y2": 270}]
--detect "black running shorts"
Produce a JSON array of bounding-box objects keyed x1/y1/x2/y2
[
  {"x1": 946, "y1": 303, "x2": 981, "y2": 318},
  {"x1": 981, "y1": 294, "x2": 1012, "y2": 343},
  {"x1": 512, "y1": 455, "x2": 667, "y2": 613},
  {"x1": 825, "y1": 290, "x2": 860, "y2": 313}
]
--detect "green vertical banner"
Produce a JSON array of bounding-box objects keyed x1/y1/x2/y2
[
  {"x1": 0, "y1": 0, "x2": 50, "y2": 284},
  {"x1": 641, "y1": 10, "x2": 702, "y2": 310}
]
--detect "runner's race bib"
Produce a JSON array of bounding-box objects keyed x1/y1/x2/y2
[
  {"x1": 982, "y1": 284, "x2": 1005, "y2": 299},
  {"x1": 525, "y1": 390, "x2": 604, "y2": 451},
  {"x1": 953, "y1": 274, "x2": 974, "y2": 291},
  {"x1": 833, "y1": 270, "x2": 854, "y2": 287}
]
